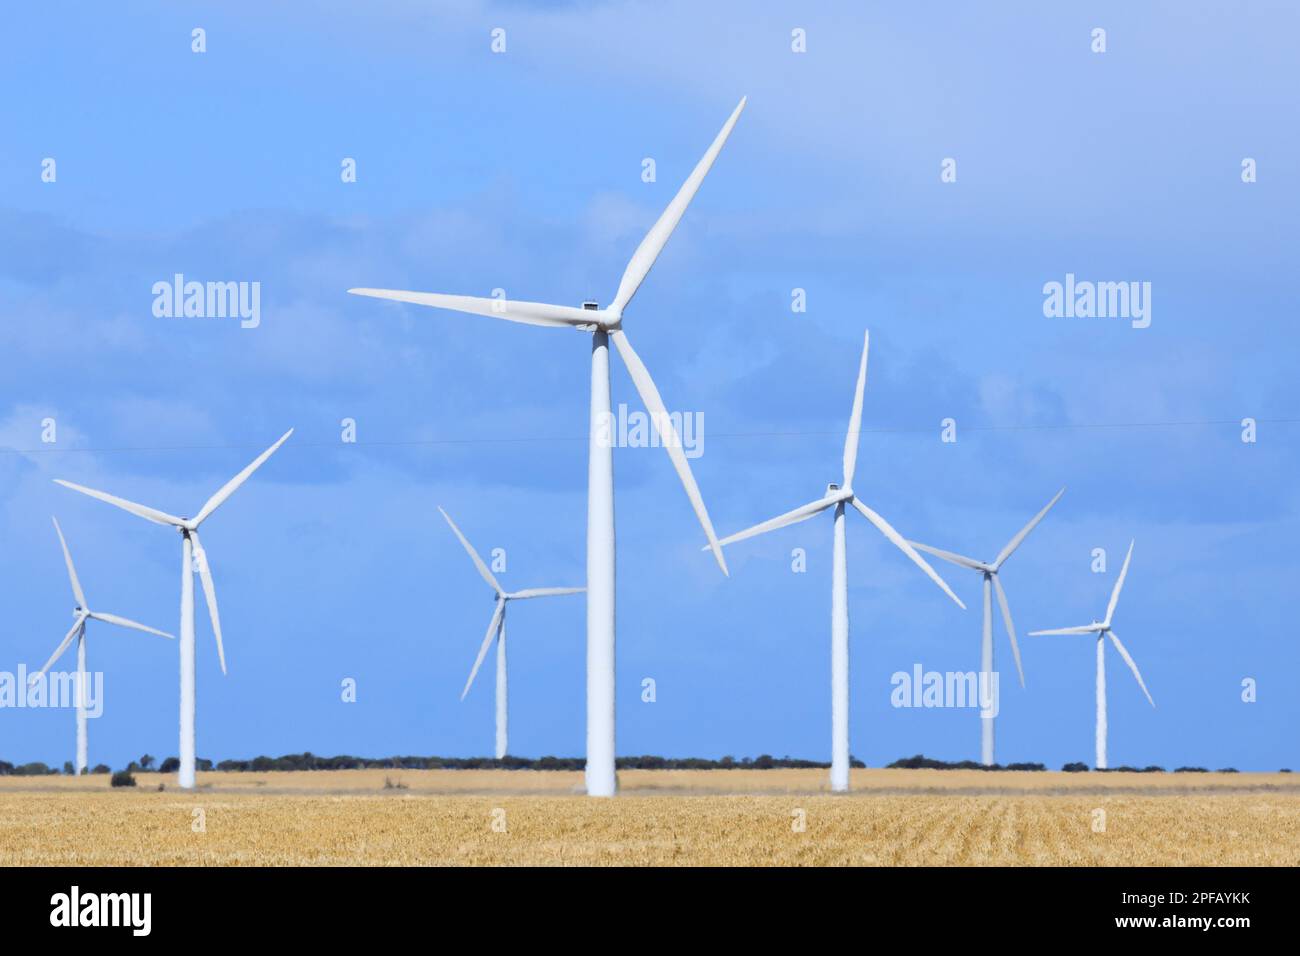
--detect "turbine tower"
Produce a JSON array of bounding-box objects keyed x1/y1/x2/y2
[
  {"x1": 908, "y1": 488, "x2": 1065, "y2": 765},
  {"x1": 711, "y1": 330, "x2": 965, "y2": 792},
  {"x1": 53, "y1": 429, "x2": 293, "y2": 789},
  {"x1": 349, "y1": 99, "x2": 746, "y2": 796},
  {"x1": 31, "y1": 517, "x2": 172, "y2": 775},
  {"x1": 439, "y1": 506, "x2": 584, "y2": 759},
  {"x1": 1030, "y1": 540, "x2": 1155, "y2": 769}
]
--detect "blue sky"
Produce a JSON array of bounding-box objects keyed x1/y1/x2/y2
[{"x1": 1, "y1": 1, "x2": 1297, "y2": 772}]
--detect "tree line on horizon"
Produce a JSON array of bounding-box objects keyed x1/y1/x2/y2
[{"x1": 0, "y1": 752, "x2": 1284, "y2": 776}]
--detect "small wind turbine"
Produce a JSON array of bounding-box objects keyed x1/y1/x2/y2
[
  {"x1": 1030, "y1": 540, "x2": 1155, "y2": 769},
  {"x1": 30, "y1": 517, "x2": 172, "y2": 775},
  {"x1": 350, "y1": 99, "x2": 746, "y2": 796},
  {"x1": 908, "y1": 488, "x2": 1065, "y2": 765},
  {"x1": 711, "y1": 330, "x2": 965, "y2": 792},
  {"x1": 439, "y1": 507, "x2": 584, "y2": 759},
  {"x1": 53, "y1": 429, "x2": 293, "y2": 789}
]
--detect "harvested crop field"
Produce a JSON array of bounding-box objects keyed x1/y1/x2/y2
[{"x1": 1, "y1": 769, "x2": 1296, "y2": 866}]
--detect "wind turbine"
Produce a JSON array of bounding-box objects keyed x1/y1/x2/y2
[
  {"x1": 53, "y1": 429, "x2": 293, "y2": 789},
  {"x1": 711, "y1": 330, "x2": 965, "y2": 792},
  {"x1": 30, "y1": 517, "x2": 172, "y2": 775},
  {"x1": 439, "y1": 507, "x2": 584, "y2": 759},
  {"x1": 1029, "y1": 540, "x2": 1155, "y2": 769},
  {"x1": 349, "y1": 99, "x2": 746, "y2": 796},
  {"x1": 908, "y1": 488, "x2": 1065, "y2": 766}
]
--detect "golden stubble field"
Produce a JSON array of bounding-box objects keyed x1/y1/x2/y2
[{"x1": 1, "y1": 768, "x2": 1297, "y2": 866}]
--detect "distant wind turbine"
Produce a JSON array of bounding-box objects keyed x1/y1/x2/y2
[
  {"x1": 31, "y1": 517, "x2": 172, "y2": 775},
  {"x1": 439, "y1": 507, "x2": 584, "y2": 759},
  {"x1": 908, "y1": 488, "x2": 1065, "y2": 765},
  {"x1": 349, "y1": 99, "x2": 746, "y2": 796},
  {"x1": 711, "y1": 330, "x2": 966, "y2": 792},
  {"x1": 53, "y1": 429, "x2": 293, "y2": 789},
  {"x1": 1030, "y1": 540, "x2": 1155, "y2": 769}
]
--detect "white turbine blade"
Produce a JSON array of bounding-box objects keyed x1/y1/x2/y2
[
  {"x1": 707, "y1": 495, "x2": 837, "y2": 550},
  {"x1": 842, "y1": 329, "x2": 869, "y2": 487},
  {"x1": 192, "y1": 429, "x2": 293, "y2": 527},
  {"x1": 1028, "y1": 625, "x2": 1096, "y2": 636},
  {"x1": 51, "y1": 517, "x2": 86, "y2": 608},
  {"x1": 461, "y1": 599, "x2": 506, "y2": 701},
  {"x1": 991, "y1": 574, "x2": 1025, "y2": 688},
  {"x1": 348, "y1": 290, "x2": 595, "y2": 329},
  {"x1": 1104, "y1": 539, "x2": 1135, "y2": 626},
  {"x1": 610, "y1": 329, "x2": 728, "y2": 576},
  {"x1": 88, "y1": 611, "x2": 174, "y2": 639},
  {"x1": 508, "y1": 587, "x2": 585, "y2": 600},
  {"x1": 609, "y1": 97, "x2": 746, "y2": 314},
  {"x1": 993, "y1": 487, "x2": 1066, "y2": 569},
  {"x1": 849, "y1": 498, "x2": 966, "y2": 610},
  {"x1": 1107, "y1": 630, "x2": 1155, "y2": 708},
  {"x1": 437, "y1": 506, "x2": 503, "y2": 595},
  {"x1": 33, "y1": 614, "x2": 87, "y2": 679},
  {"x1": 53, "y1": 480, "x2": 185, "y2": 527},
  {"x1": 190, "y1": 531, "x2": 226, "y2": 675},
  {"x1": 907, "y1": 540, "x2": 986, "y2": 572}
]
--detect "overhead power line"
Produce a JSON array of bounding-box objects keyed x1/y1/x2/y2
[{"x1": 0, "y1": 416, "x2": 1293, "y2": 456}]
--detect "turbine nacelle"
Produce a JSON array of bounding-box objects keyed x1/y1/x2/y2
[
  {"x1": 575, "y1": 302, "x2": 620, "y2": 332},
  {"x1": 824, "y1": 483, "x2": 855, "y2": 502}
]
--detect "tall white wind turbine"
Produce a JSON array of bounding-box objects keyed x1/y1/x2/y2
[
  {"x1": 31, "y1": 517, "x2": 173, "y2": 775},
  {"x1": 711, "y1": 330, "x2": 965, "y2": 792},
  {"x1": 439, "y1": 507, "x2": 584, "y2": 759},
  {"x1": 349, "y1": 99, "x2": 746, "y2": 796},
  {"x1": 53, "y1": 429, "x2": 293, "y2": 789},
  {"x1": 1029, "y1": 540, "x2": 1155, "y2": 769},
  {"x1": 908, "y1": 488, "x2": 1065, "y2": 765}
]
